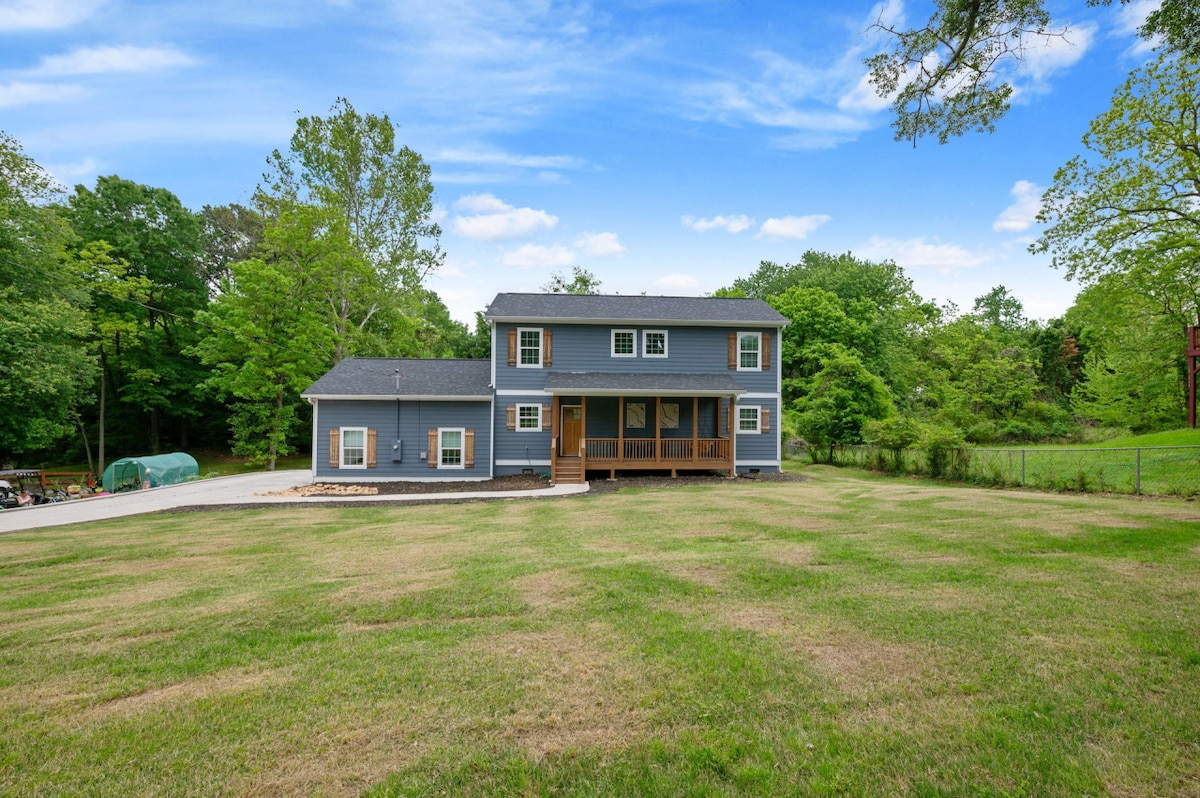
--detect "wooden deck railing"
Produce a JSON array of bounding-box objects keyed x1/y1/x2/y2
[{"x1": 584, "y1": 438, "x2": 730, "y2": 465}]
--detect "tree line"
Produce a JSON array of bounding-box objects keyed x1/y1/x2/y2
[
  {"x1": 2, "y1": 51, "x2": 1197, "y2": 471},
  {"x1": 1, "y1": 99, "x2": 488, "y2": 473}
]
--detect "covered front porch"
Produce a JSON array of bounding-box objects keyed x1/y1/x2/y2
[{"x1": 544, "y1": 373, "x2": 745, "y2": 484}]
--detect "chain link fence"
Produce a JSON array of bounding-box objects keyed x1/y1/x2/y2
[{"x1": 783, "y1": 442, "x2": 1200, "y2": 497}]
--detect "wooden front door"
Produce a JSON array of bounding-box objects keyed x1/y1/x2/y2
[{"x1": 561, "y1": 405, "x2": 583, "y2": 456}]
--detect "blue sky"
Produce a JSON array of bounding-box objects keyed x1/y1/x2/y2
[{"x1": 1, "y1": 0, "x2": 1161, "y2": 325}]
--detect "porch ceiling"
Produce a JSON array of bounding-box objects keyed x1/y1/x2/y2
[{"x1": 542, "y1": 372, "x2": 747, "y2": 397}]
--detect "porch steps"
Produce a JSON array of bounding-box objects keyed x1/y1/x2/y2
[{"x1": 554, "y1": 456, "x2": 585, "y2": 485}]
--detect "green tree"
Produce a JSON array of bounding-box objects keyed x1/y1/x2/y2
[
  {"x1": 68, "y1": 176, "x2": 212, "y2": 458},
  {"x1": 0, "y1": 133, "x2": 98, "y2": 464},
  {"x1": 868, "y1": 0, "x2": 1198, "y2": 144},
  {"x1": 193, "y1": 204, "x2": 335, "y2": 469},
  {"x1": 542, "y1": 266, "x2": 602, "y2": 295},
  {"x1": 794, "y1": 351, "x2": 894, "y2": 462},
  {"x1": 260, "y1": 98, "x2": 443, "y2": 363}
]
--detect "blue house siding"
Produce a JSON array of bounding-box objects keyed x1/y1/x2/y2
[
  {"x1": 734, "y1": 396, "x2": 781, "y2": 472},
  {"x1": 313, "y1": 399, "x2": 493, "y2": 481},
  {"x1": 493, "y1": 322, "x2": 780, "y2": 394},
  {"x1": 493, "y1": 392, "x2": 554, "y2": 476}
]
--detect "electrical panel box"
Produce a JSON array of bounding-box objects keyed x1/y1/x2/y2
[{"x1": 391, "y1": 440, "x2": 402, "y2": 462}]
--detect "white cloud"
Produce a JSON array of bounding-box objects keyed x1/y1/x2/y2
[
  {"x1": 654, "y1": 273, "x2": 701, "y2": 292},
  {"x1": 1010, "y1": 23, "x2": 1097, "y2": 92},
  {"x1": 435, "y1": 148, "x2": 583, "y2": 171},
  {"x1": 756, "y1": 215, "x2": 831, "y2": 240},
  {"x1": 861, "y1": 235, "x2": 995, "y2": 271},
  {"x1": 45, "y1": 156, "x2": 100, "y2": 187},
  {"x1": 837, "y1": 70, "x2": 894, "y2": 113},
  {"x1": 0, "y1": 0, "x2": 103, "y2": 29},
  {"x1": 682, "y1": 214, "x2": 754, "y2": 234},
  {"x1": 35, "y1": 45, "x2": 198, "y2": 76},
  {"x1": 575, "y1": 232, "x2": 624, "y2": 257},
  {"x1": 993, "y1": 180, "x2": 1045, "y2": 233},
  {"x1": 0, "y1": 81, "x2": 85, "y2": 108},
  {"x1": 452, "y1": 193, "x2": 558, "y2": 240},
  {"x1": 501, "y1": 244, "x2": 575, "y2": 269}
]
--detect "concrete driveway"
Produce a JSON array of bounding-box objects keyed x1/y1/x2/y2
[{"x1": 0, "y1": 470, "x2": 589, "y2": 533}]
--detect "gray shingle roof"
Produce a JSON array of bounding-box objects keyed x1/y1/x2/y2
[
  {"x1": 302, "y1": 358, "x2": 491, "y2": 399},
  {"x1": 485, "y1": 293, "x2": 788, "y2": 325},
  {"x1": 543, "y1": 372, "x2": 747, "y2": 396}
]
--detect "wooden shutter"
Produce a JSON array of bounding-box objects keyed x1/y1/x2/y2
[
  {"x1": 542, "y1": 404, "x2": 552, "y2": 430},
  {"x1": 543, "y1": 329, "x2": 553, "y2": 366},
  {"x1": 428, "y1": 429, "x2": 438, "y2": 468},
  {"x1": 762, "y1": 333, "x2": 771, "y2": 371},
  {"x1": 728, "y1": 333, "x2": 737, "y2": 369},
  {"x1": 507, "y1": 328, "x2": 517, "y2": 366},
  {"x1": 761, "y1": 408, "x2": 770, "y2": 433},
  {"x1": 366, "y1": 429, "x2": 377, "y2": 468},
  {"x1": 465, "y1": 430, "x2": 475, "y2": 468},
  {"x1": 506, "y1": 405, "x2": 516, "y2": 430},
  {"x1": 329, "y1": 428, "x2": 340, "y2": 468}
]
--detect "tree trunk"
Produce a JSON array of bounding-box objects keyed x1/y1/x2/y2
[
  {"x1": 150, "y1": 408, "x2": 160, "y2": 454},
  {"x1": 75, "y1": 413, "x2": 95, "y2": 478},
  {"x1": 98, "y1": 347, "x2": 107, "y2": 476}
]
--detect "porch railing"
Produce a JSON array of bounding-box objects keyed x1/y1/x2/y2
[{"x1": 584, "y1": 438, "x2": 730, "y2": 464}]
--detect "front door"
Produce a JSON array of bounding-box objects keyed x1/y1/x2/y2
[{"x1": 561, "y1": 405, "x2": 583, "y2": 456}]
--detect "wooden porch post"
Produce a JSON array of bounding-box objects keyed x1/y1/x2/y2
[
  {"x1": 727, "y1": 395, "x2": 736, "y2": 477},
  {"x1": 618, "y1": 395, "x2": 625, "y2": 478},
  {"x1": 654, "y1": 396, "x2": 662, "y2": 467},
  {"x1": 692, "y1": 396, "x2": 699, "y2": 465},
  {"x1": 580, "y1": 397, "x2": 587, "y2": 459}
]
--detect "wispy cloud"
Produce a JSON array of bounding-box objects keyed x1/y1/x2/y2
[
  {"x1": 994, "y1": 180, "x2": 1044, "y2": 233},
  {"x1": 682, "y1": 214, "x2": 754, "y2": 234},
  {"x1": 501, "y1": 243, "x2": 574, "y2": 269},
  {"x1": 0, "y1": 0, "x2": 103, "y2": 30},
  {"x1": 0, "y1": 81, "x2": 85, "y2": 108},
  {"x1": 757, "y1": 215, "x2": 831, "y2": 240},
  {"x1": 452, "y1": 193, "x2": 558, "y2": 240},
  {"x1": 34, "y1": 45, "x2": 198, "y2": 76},
  {"x1": 655, "y1": 273, "x2": 701, "y2": 292},
  {"x1": 861, "y1": 235, "x2": 995, "y2": 270},
  {"x1": 575, "y1": 232, "x2": 624, "y2": 257}
]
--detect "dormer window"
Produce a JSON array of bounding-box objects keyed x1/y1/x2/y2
[{"x1": 643, "y1": 330, "x2": 667, "y2": 358}]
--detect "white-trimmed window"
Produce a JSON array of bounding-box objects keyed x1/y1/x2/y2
[
  {"x1": 439, "y1": 428, "x2": 465, "y2": 468},
  {"x1": 341, "y1": 427, "x2": 368, "y2": 468},
  {"x1": 611, "y1": 329, "x2": 636, "y2": 357},
  {"x1": 643, "y1": 330, "x2": 667, "y2": 358},
  {"x1": 516, "y1": 404, "x2": 542, "y2": 431},
  {"x1": 738, "y1": 407, "x2": 761, "y2": 434},
  {"x1": 518, "y1": 327, "x2": 542, "y2": 367},
  {"x1": 738, "y1": 332, "x2": 762, "y2": 371}
]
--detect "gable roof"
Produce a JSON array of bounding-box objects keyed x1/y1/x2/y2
[
  {"x1": 302, "y1": 358, "x2": 491, "y2": 401},
  {"x1": 485, "y1": 293, "x2": 788, "y2": 326}
]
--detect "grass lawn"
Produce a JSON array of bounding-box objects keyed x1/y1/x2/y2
[{"x1": 1, "y1": 468, "x2": 1198, "y2": 796}]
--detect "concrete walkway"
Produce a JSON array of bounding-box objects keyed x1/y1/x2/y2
[{"x1": 0, "y1": 471, "x2": 590, "y2": 533}]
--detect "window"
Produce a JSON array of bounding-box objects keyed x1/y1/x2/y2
[
  {"x1": 643, "y1": 330, "x2": 667, "y2": 358},
  {"x1": 626, "y1": 402, "x2": 646, "y2": 429},
  {"x1": 611, "y1": 329, "x2": 636, "y2": 357},
  {"x1": 440, "y1": 428, "x2": 464, "y2": 468},
  {"x1": 517, "y1": 404, "x2": 541, "y2": 431},
  {"x1": 341, "y1": 427, "x2": 367, "y2": 468},
  {"x1": 738, "y1": 407, "x2": 760, "y2": 433},
  {"x1": 518, "y1": 327, "x2": 542, "y2": 367},
  {"x1": 738, "y1": 332, "x2": 761, "y2": 371}
]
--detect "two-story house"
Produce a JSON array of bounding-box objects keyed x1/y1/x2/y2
[{"x1": 302, "y1": 292, "x2": 789, "y2": 484}]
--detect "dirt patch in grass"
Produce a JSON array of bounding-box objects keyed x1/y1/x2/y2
[
  {"x1": 511, "y1": 569, "x2": 580, "y2": 613},
  {"x1": 466, "y1": 629, "x2": 648, "y2": 756}
]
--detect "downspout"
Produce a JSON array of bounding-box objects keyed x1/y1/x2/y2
[{"x1": 308, "y1": 397, "x2": 318, "y2": 480}]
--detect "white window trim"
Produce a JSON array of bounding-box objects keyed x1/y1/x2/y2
[
  {"x1": 611, "y1": 328, "x2": 637, "y2": 358},
  {"x1": 517, "y1": 327, "x2": 543, "y2": 368},
  {"x1": 737, "y1": 407, "x2": 761, "y2": 434},
  {"x1": 643, "y1": 329, "x2": 668, "y2": 358},
  {"x1": 341, "y1": 426, "x2": 368, "y2": 469},
  {"x1": 439, "y1": 427, "x2": 466, "y2": 469},
  {"x1": 515, "y1": 403, "x2": 542, "y2": 432},
  {"x1": 737, "y1": 332, "x2": 762, "y2": 372}
]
